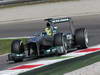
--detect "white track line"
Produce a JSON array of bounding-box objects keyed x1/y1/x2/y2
[{"x1": 0, "y1": 36, "x2": 32, "y2": 40}]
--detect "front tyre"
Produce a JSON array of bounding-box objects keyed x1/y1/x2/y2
[{"x1": 11, "y1": 40, "x2": 25, "y2": 62}]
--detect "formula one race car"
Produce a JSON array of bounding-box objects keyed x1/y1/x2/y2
[{"x1": 8, "y1": 17, "x2": 88, "y2": 62}]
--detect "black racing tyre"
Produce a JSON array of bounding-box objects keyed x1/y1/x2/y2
[
  {"x1": 54, "y1": 33, "x2": 63, "y2": 46},
  {"x1": 11, "y1": 40, "x2": 25, "y2": 54},
  {"x1": 75, "y1": 28, "x2": 88, "y2": 49}
]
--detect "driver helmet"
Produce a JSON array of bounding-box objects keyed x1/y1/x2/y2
[{"x1": 46, "y1": 22, "x2": 51, "y2": 28}]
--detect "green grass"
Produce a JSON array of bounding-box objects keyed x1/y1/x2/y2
[
  {"x1": 22, "y1": 52, "x2": 100, "y2": 75},
  {"x1": 0, "y1": 38, "x2": 27, "y2": 55},
  {"x1": 0, "y1": 0, "x2": 79, "y2": 9}
]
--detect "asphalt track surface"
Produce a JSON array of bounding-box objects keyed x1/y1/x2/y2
[{"x1": 0, "y1": 14, "x2": 100, "y2": 71}]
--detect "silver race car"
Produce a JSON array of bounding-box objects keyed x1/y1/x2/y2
[{"x1": 8, "y1": 17, "x2": 88, "y2": 62}]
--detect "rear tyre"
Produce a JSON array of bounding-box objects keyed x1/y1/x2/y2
[
  {"x1": 11, "y1": 40, "x2": 25, "y2": 62},
  {"x1": 75, "y1": 28, "x2": 88, "y2": 49}
]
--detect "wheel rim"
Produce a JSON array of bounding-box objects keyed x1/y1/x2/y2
[{"x1": 84, "y1": 29, "x2": 88, "y2": 47}]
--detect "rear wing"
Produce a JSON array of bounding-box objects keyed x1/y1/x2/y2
[
  {"x1": 45, "y1": 17, "x2": 72, "y2": 24},
  {"x1": 45, "y1": 17, "x2": 74, "y2": 34}
]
